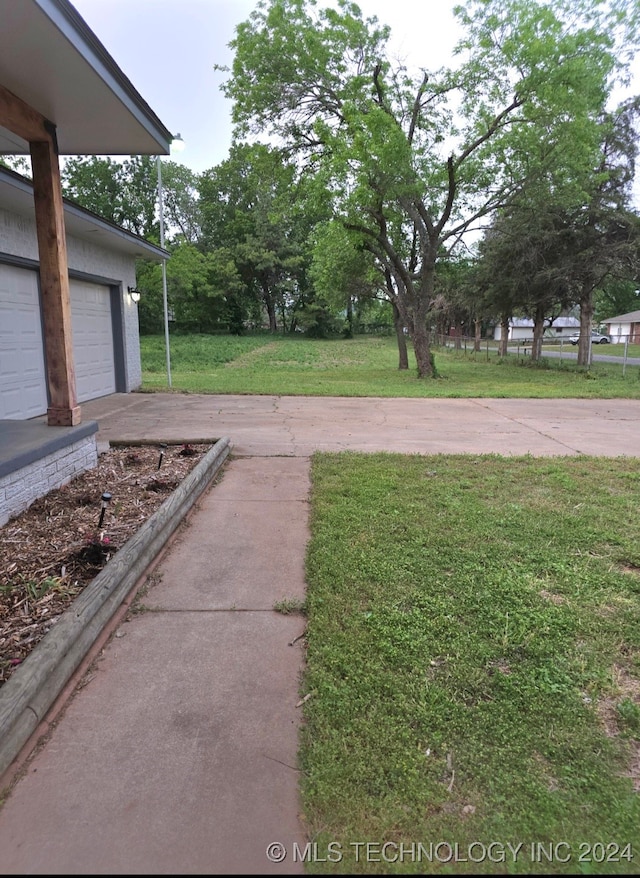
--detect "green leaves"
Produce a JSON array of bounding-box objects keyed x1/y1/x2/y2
[
  {"x1": 224, "y1": 0, "x2": 390, "y2": 141},
  {"x1": 62, "y1": 155, "x2": 158, "y2": 239}
]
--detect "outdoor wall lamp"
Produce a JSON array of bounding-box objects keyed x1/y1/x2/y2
[{"x1": 127, "y1": 286, "x2": 142, "y2": 304}]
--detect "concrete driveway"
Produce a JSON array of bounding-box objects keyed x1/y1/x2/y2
[{"x1": 82, "y1": 393, "x2": 640, "y2": 458}]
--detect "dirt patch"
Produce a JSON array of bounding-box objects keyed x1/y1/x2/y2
[
  {"x1": 619, "y1": 561, "x2": 640, "y2": 575},
  {"x1": 596, "y1": 663, "x2": 640, "y2": 791},
  {"x1": 539, "y1": 589, "x2": 568, "y2": 606},
  {"x1": 596, "y1": 664, "x2": 640, "y2": 735},
  {"x1": 0, "y1": 442, "x2": 212, "y2": 689}
]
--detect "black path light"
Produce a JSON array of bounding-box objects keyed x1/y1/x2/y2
[
  {"x1": 157, "y1": 443, "x2": 168, "y2": 471},
  {"x1": 98, "y1": 492, "x2": 112, "y2": 529}
]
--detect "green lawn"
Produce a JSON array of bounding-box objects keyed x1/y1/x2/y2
[
  {"x1": 298, "y1": 453, "x2": 640, "y2": 874},
  {"x1": 140, "y1": 333, "x2": 640, "y2": 399},
  {"x1": 141, "y1": 332, "x2": 640, "y2": 873}
]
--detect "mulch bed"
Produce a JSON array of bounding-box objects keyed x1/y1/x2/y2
[{"x1": 0, "y1": 442, "x2": 212, "y2": 689}]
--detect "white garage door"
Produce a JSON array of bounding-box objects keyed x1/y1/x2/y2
[
  {"x1": 70, "y1": 280, "x2": 116, "y2": 402},
  {"x1": 0, "y1": 264, "x2": 47, "y2": 419}
]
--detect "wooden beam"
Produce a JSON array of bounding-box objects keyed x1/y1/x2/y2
[
  {"x1": 30, "y1": 138, "x2": 81, "y2": 426},
  {"x1": 0, "y1": 83, "x2": 51, "y2": 143}
]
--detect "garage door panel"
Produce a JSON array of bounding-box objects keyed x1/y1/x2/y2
[
  {"x1": 0, "y1": 267, "x2": 47, "y2": 419},
  {"x1": 1, "y1": 271, "x2": 117, "y2": 417},
  {"x1": 70, "y1": 280, "x2": 116, "y2": 402}
]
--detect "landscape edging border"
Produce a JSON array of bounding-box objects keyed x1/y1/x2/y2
[{"x1": 0, "y1": 436, "x2": 232, "y2": 779}]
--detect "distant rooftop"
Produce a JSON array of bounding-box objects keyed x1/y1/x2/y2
[
  {"x1": 603, "y1": 310, "x2": 640, "y2": 323},
  {"x1": 510, "y1": 316, "x2": 580, "y2": 328}
]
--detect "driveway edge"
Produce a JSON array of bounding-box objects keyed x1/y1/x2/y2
[{"x1": 0, "y1": 436, "x2": 232, "y2": 778}]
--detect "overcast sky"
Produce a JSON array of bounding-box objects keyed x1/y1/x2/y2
[
  {"x1": 69, "y1": 0, "x2": 464, "y2": 173},
  {"x1": 71, "y1": 0, "x2": 639, "y2": 183}
]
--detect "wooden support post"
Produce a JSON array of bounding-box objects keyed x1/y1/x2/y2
[
  {"x1": 30, "y1": 137, "x2": 81, "y2": 426},
  {"x1": 0, "y1": 82, "x2": 52, "y2": 142},
  {"x1": 0, "y1": 86, "x2": 80, "y2": 425}
]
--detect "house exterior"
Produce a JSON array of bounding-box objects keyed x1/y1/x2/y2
[
  {"x1": 602, "y1": 310, "x2": 640, "y2": 344},
  {"x1": 0, "y1": 0, "x2": 174, "y2": 526},
  {"x1": 1, "y1": 167, "x2": 167, "y2": 420},
  {"x1": 493, "y1": 316, "x2": 580, "y2": 341}
]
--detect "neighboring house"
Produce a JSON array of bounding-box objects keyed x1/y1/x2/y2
[
  {"x1": 602, "y1": 310, "x2": 640, "y2": 344},
  {"x1": 0, "y1": 0, "x2": 174, "y2": 526},
  {"x1": 493, "y1": 316, "x2": 580, "y2": 341}
]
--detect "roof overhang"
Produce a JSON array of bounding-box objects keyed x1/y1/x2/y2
[
  {"x1": 0, "y1": 167, "x2": 168, "y2": 262},
  {"x1": 0, "y1": 0, "x2": 173, "y2": 157}
]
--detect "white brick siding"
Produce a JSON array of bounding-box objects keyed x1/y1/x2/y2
[{"x1": 0, "y1": 435, "x2": 98, "y2": 527}]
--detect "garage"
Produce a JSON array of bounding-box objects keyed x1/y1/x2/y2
[
  {"x1": 0, "y1": 165, "x2": 168, "y2": 424},
  {"x1": 0, "y1": 264, "x2": 47, "y2": 419},
  {"x1": 0, "y1": 268, "x2": 118, "y2": 419},
  {"x1": 70, "y1": 279, "x2": 116, "y2": 402}
]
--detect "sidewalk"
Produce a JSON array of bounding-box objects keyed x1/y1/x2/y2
[
  {"x1": 0, "y1": 393, "x2": 639, "y2": 874},
  {"x1": 0, "y1": 452, "x2": 309, "y2": 875}
]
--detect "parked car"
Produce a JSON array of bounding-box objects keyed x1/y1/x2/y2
[{"x1": 569, "y1": 331, "x2": 610, "y2": 345}]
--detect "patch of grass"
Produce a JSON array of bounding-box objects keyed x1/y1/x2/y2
[
  {"x1": 1, "y1": 574, "x2": 73, "y2": 601},
  {"x1": 274, "y1": 596, "x2": 307, "y2": 615},
  {"x1": 140, "y1": 334, "x2": 640, "y2": 398},
  {"x1": 140, "y1": 333, "x2": 270, "y2": 373},
  {"x1": 617, "y1": 699, "x2": 640, "y2": 735},
  {"x1": 300, "y1": 453, "x2": 640, "y2": 874}
]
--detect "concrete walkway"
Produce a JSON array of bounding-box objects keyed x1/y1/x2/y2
[{"x1": 0, "y1": 393, "x2": 639, "y2": 875}]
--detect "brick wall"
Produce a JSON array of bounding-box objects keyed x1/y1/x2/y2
[{"x1": 0, "y1": 435, "x2": 98, "y2": 527}]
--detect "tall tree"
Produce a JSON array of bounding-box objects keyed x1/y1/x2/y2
[
  {"x1": 473, "y1": 94, "x2": 640, "y2": 363},
  {"x1": 221, "y1": 0, "x2": 637, "y2": 377},
  {"x1": 564, "y1": 97, "x2": 640, "y2": 364},
  {"x1": 310, "y1": 220, "x2": 381, "y2": 335},
  {"x1": 200, "y1": 143, "x2": 324, "y2": 332},
  {"x1": 159, "y1": 161, "x2": 203, "y2": 245},
  {"x1": 474, "y1": 202, "x2": 577, "y2": 361},
  {"x1": 62, "y1": 155, "x2": 204, "y2": 245},
  {"x1": 61, "y1": 155, "x2": 208, "y2": 333},
  {"x1": 62, "y1": 155, "x2": 158, "y2": 237}
]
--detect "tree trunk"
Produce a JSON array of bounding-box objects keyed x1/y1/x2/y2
[
  {"x1": 499, "y1": 314, "x2": 510, "y2": 357},
  {"x1": 410, "y1": 296, "x2": 433, "y2": 378},
  {"x1": 381, "y1": 245, "x2": 437, "y2": 378},
  {"x1": 265, "y1": 295, "x2": 277, "y2": 332},
  {"x1": 412, "y1": 324, "x2": 433, "y2": 377},
  {"x1": 474, "y1": 318, "x2": 482, "y2": 352},
  {"x1": 345, "y1": 295, "x2": 354, "y2": 338},
  {"x1": 577, "y1": 285, "x2": 594, "y2": 367},
  {"x1": 259, "y1": 276, "x2": 278, "y2": 332},
  {"x1": 410, "y1": 261, "x2": 438, "y2": 377},
  {"x1": 530, "y1": 305, "x2": 546, "y2": 362},
  {"x1": 393, "y1": 302, "x2": 409, "y2": 370}
]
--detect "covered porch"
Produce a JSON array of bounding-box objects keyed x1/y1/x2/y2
[{"x1": 0, "y1": 0, "x2": 173, "y2": 524}]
